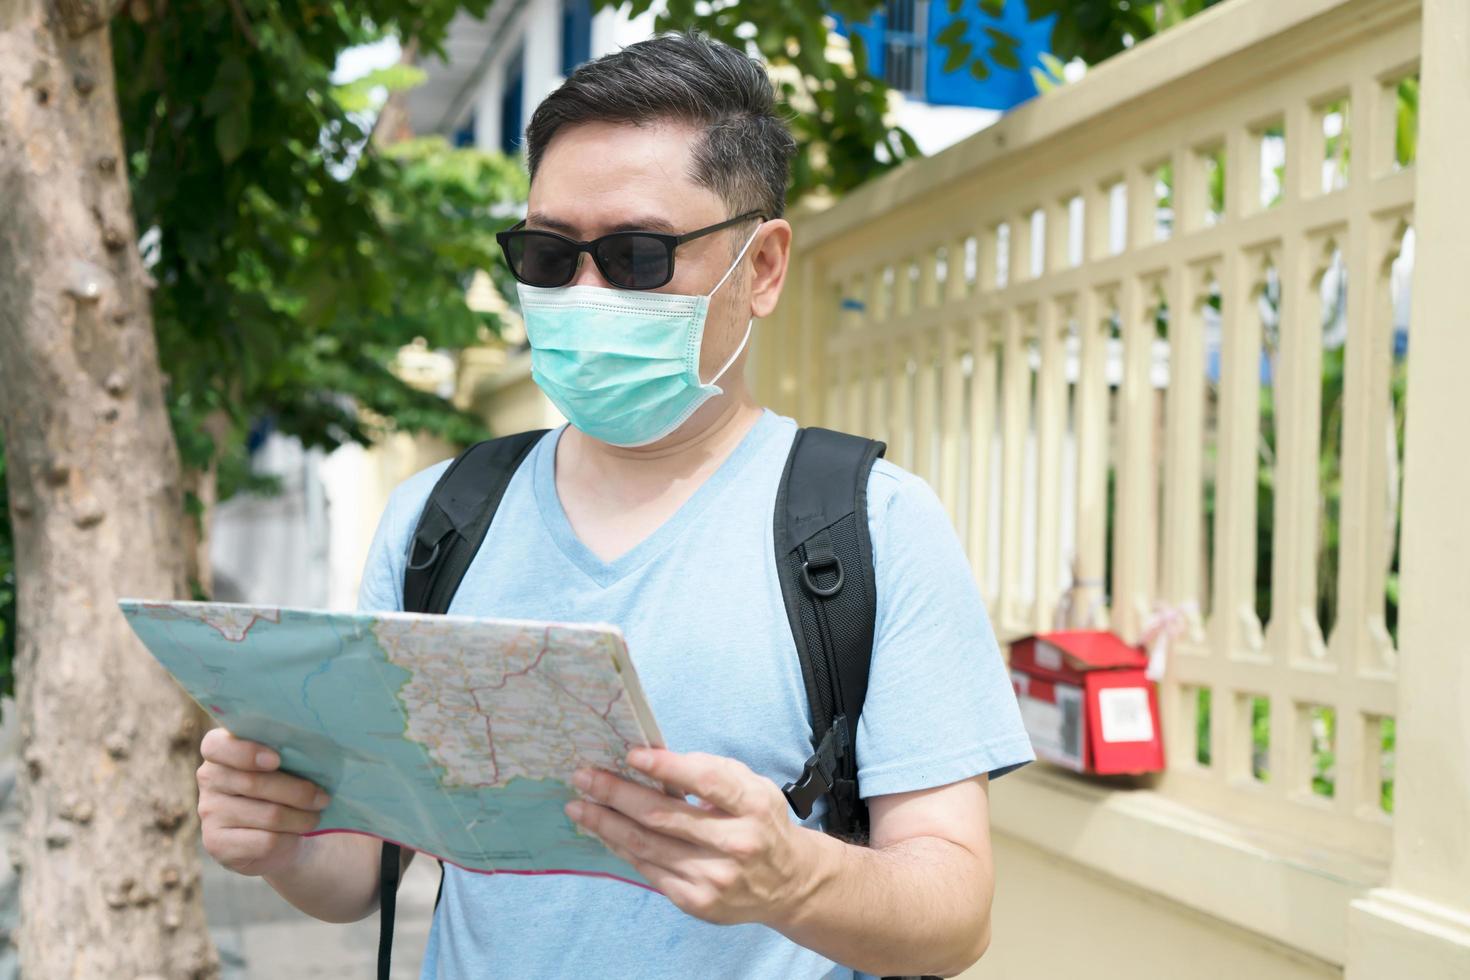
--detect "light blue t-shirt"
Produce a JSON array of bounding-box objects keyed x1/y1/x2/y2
[{"x1": 357, "y1": 409, "x2": 1034, "y2": 980}]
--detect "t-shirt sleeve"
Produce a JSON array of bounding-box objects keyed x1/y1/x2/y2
[
  {"x1": 853, "y1": 465, "x2": 1036, "y2": 798},
  {"x1": 356, "y1": 492, "x2": 408, "y2": 614},
  {"x1": 355, "y1": 460, "x2": 452, "y2": 615}
]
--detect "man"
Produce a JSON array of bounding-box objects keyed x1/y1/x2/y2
[{"x1": 195, "y1": 31, "x2": 1034, "y2": 979}]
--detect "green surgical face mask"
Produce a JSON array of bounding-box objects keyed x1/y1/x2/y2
[{"x1": 517, "y1": 226, "x2": 759, "y2": 447}]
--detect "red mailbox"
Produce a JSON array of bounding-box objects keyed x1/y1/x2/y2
[{"x1": 1008, "y1": 631, "x2": 1164, "y2": 775}]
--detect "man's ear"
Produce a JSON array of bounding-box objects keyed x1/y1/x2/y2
[{"x1": 749, "y1": 219, "x2": 792, "y2": 319}]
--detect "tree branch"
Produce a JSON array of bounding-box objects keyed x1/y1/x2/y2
[
  {"x1": 368, "y1": 38, "x2": 418, "y2": 151},
  {"x1": 224, "y1": 0, "x2": 258, "y2": 48},
  {"x1": 49, "y1": 0, "x2": 128, "y2": 38}
]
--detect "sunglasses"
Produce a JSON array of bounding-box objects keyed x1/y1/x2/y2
[{"x1": 496, "y1": 211, "x2": 766, "y2": 290}]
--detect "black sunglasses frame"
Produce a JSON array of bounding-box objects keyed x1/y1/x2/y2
[{"x1": 496, "y1": 210, "x2": 767, "y2": 290}]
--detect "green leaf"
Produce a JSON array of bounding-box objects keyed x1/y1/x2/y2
[
  {"x1": 935, "y1": 18, "x2": 968, "y2": 47},
  {"x1": 942, "y1": 39, "x2": 973, "y2": 74},
  {"x1": 1394, "y1": 76, "x2": 1418, "y2": 168},
  {"x1": 331, "y1": 63, "x2": 428, "y2": 112},
  {"x1": 979, "y1": 0, "x2": 1005, "y2": 15},
  {"x1": 849, "y1": 30, "x2": 870, "y2": 75},
  {"x1": 203, "y1": 55, "x2": 253, "y2": 118},
  {"x1": 984, "y1": 26, "x2": 1021, "y2": 69},
  {"x1": 215, "y1": 105, "x2": 251, "y2": 164},
  {"x1": 947, "y1": 0, "x2": 963, "y2": 13},
  {"x1": 895, "y1": 126, "x2": 921, "y2": 158},
  {"x1": 969, "y1": 58, "x2": 991, "y2": 81}
]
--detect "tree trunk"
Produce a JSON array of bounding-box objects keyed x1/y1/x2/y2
[{"x1": 0, "y1": 1, "x2": 217, "y2": 976}]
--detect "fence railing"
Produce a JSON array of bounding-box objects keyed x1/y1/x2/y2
[{"x1": 752, "y1": 0, "x2": 1427, "y2": 863}]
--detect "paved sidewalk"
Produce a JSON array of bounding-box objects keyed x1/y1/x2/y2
[{"x1": 203, "y1": 843, "x2": 439, "y2": 979}]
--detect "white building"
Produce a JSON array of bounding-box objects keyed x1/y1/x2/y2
[
  {"x1": 402, "y1": 1, "x2": 1001, "y2": 158},
  {"x1": 403, "y1": 2, "x2": 657, "y2": 156}
]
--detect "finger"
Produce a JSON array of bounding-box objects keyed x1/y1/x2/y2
[
  {"x1": 566, "y1": 799, "x2": 702, "y2": 869},
  {"x1": 576, "y1": 768, "x2": 726, "y2": 849},
  {"x1": 584, "y1": 829, "x2": 729, "y2": 925},
  {"x1": 626, "y1": 750, "x2": 752, "y2": 815},
  {"x1": 215, "y1": 795, "x2": 323, "y2": 836},
  {"x1": 200, "y1": 728, "x2": 283, "y2": 772},
  {"x1": 591, "y1": 832, "x2": 685, "y2": 897},
  {"x1": 566, "y1": 806, "x2": 725, "y2": 917},
  {"x1": 198, "y1": 762, "x2": 329, "y2": 811}
]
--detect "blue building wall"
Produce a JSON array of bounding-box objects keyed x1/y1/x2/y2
[{"x1": 839, "y1": 0, "x2": 1057, "y2": 111}]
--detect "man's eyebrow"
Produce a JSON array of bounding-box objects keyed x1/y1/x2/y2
[
  {"x1": 608, "y1": 215, "x2": 680, "y2": 234},
  {"x1": 524, "y1": 211, "x2": 681, "y2": 237},
  {"x1": 524, "y1": 211, "x2": 580, "y2": 235}
]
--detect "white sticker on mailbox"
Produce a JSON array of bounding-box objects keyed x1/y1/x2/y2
[
  {"x1": 1034, "y1": 642, "x2": 1064, "y2": 672},
  {"x1": 1098, "y1": 687, "x2": 1154, "y2": 743}
]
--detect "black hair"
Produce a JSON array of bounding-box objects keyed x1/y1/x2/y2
[{"x1": 524, "y1": 31, "x2": 796, "y2": 218}]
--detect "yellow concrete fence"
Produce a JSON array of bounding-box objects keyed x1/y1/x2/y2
[{"x1": 751, "y1": 0, "x2": 1470, "y2": 975}]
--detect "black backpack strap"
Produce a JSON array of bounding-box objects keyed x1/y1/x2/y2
[
  {"x1": 401, "y1": 429, "x2": 549, "y2": 615},
  {"x1": 376, "y1": 842, "x2": 401, "y2": 980},
  {"x1": 774, "y1": 427, "x2": 885, "y2": 841},
  {"x1": 378, "y1": 429, "x2": 547, "y2": 980},
  {"x1": 775, "y1": 429, "x2": 938, "y2": 980}
]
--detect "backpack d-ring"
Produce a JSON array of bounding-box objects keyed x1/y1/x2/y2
[
  {"x1": 801, "y1": 555, "x2": 843, "y2": 597},
  {"x1": 405, "y1": 539, "x2": 440, "y2": 572}
]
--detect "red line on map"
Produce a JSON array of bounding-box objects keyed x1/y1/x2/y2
[
  {"x1": 480, "y1": 628, "x2": 553, "y2": 692},
  {"x1": 540, "y1": 674, "x2": 636, "y2": 754},
  {"x1": 454, "y1": 629, "x2": 558, "y2": 786},
  {"x1": 466, "y1": 687, "x2": 502, "y2": 786},
  {"x1": 456, "y1": 626, "x2": 640, "y2": 784}
]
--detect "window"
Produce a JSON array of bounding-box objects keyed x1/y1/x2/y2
[
  {"x1": 500, "y1": 48, "x2": 524, "y2": 155},
  {"x1": 883, "y1": 0, "x2": 927, "y2": 98},
  {"x1": 451, "y1": 112, "x2": 476, "y2": 148},
  {"x1": 561, "y1": 0, "x2": 592, "y2": 76}
]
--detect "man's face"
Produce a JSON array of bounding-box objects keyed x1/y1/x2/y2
[{"x1": 526, "y1": 119, "x2": 767, "y2": 384}]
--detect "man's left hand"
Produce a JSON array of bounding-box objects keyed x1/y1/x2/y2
[{"x1": 566, "y1": 748, "x2": 821, "y2": 926}]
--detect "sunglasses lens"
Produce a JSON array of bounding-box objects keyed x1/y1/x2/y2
[
  {"x1": 505, "y1": 233, "x2": 579, "y2": 287},
  {"x1": 596, "y1": 235, "x2": 672, "y2": 289}
]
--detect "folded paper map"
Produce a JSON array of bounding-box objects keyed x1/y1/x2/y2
[{"x1": 119, "y1": 599, "x2": 666, "y2": 886}]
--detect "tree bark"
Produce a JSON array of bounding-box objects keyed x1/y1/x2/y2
[{"x1": 0, "y1": 1, "x2": 217, "y2": 976}]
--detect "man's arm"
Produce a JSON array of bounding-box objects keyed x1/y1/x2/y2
[
  {"x1": 263, "y1": 832, "x2": 417, "y2": 924},
  {"x1": 567, "y1": 749, "x2": 994, "y2": 978},
  {"x1": 776, "y1": 776, "x2": 993, "y2": 976}
]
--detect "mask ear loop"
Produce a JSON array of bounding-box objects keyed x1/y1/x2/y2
[
  {"x1": 706, "y1": 222, "x2": 764, "y2": 298},
  {"x1": 706, "y1": 318, "x2": 754, "y2": 387},
  {"x1": 701, "y1": 222, "x2": 764, "y2": 387}
]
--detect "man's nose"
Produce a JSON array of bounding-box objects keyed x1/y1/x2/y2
[{"x1": 568, "y1": 253, "x2": 610, "y2": 289}]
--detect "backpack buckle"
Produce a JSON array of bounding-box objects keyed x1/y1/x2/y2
[
  {"x1": 782, "y1": 715, "x2": 850, "y2": 820},
  {"x1": 799, "y1": 530, "x2": 844, "y2": 598}
]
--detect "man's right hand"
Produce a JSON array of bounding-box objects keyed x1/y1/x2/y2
[{"x1": 197, "y1": 727, "x2": 332, "y2": 877}]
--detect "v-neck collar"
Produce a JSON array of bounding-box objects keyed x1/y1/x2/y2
[{"x1": 532, "y1": 410, "x2": 779, "y2": 588}]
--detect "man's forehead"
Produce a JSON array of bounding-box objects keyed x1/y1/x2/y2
[{"x1": 528, "y1": 119, "x2": 725, "y2": 236}]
